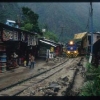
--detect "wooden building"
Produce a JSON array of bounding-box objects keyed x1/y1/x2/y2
[
  {"x1": 0, "y1": 22, "x2": 41, "y2": 72},
  {"x1": 38, "y1": 38, "x2": 63, "y2": 58}
]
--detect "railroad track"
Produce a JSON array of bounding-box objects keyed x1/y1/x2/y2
[
  {"x1": 0, "y1": 57, "x2": 81, "y2": 96},
  {"x1": 0, "y1": 58, "x2": 69, "y2": 96}
]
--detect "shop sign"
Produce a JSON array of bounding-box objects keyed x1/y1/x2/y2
[
  {"x1": 2, "y1": 29, "x2": 19, "y2": 41},
  {"x1": 3, "y1": 29, "x2": 13, "y2": 41},
  {"x1": 50, "y1": 47, "x2": 54, "y2": 52}
]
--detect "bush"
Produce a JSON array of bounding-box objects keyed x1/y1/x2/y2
[{"x1": 79, "y1": 63, "x2": 100, "y2": 96}]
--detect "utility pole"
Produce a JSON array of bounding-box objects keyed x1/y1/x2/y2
[
  {"x1": 89, "y1": 2, "x2": 93, "y2": 63},
  {"x1": 90, "y1": 2, "x2": 93, "y2": 55},
  {"x1": 59, "y1": 26, "x2": 64, "y2": 44},
  {"x1": 17, "y1": 15, "x2": 20, "y2": 28}
]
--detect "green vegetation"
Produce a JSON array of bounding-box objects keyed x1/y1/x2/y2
[
  {"x1": 17, "y1": 3, "x2": 91, "y2": 43},
  {"x1": 43, "y1": 31, "x2": 58, "y2": 42},
  {"x1": 20, "y1": 7, "x2": 58, "y2": 42},
  {"x1": 79, "y1": 61, "x2": 100, "y2": 96},
  {"x1": 1, "y1": 3, "x2": 100, "y2": 43},
  {"x1": 20, "y1": 7, "x2": 41, "y2": 33},
  {"x1": 0, "y1": 3, "x2": 21, "y2": 23}
]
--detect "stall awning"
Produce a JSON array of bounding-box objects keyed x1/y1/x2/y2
[
  {"x1": 39, "y1": 40, "x2": 57, "y2": 47},
  {"x1": 74, "y1": 32, "x2": 87, "y2": 40}
]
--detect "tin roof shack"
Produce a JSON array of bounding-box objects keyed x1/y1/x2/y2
[
  {"x1": 38, "y1": 38, "x2": 62, "y2": 58},
  {"x1": 42, "y1": 39, "x2": 63, "y2": 56}
]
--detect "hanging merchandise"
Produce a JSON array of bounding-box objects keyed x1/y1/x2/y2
[
  {"x1": 33, "y1": 36, "x2": 36, "y2": 46},
  {"x1": 13, "y1": 31, "x2": 18, "y2": 41},
  {"x1": 21, "y1": 32, "x2": 25, "y2": 42},
  {"x1": 31, "y1": 37, "x2": 34, "y2": 46},
  {"x1": 29, "y1": 35, "x2": 31, "y2": 46},
  {"x1": 30, "y1": 35, "x2": 32, "y2": 46},
  {"x1": 27, "y1": 35, "x2": 30, "y2": 46},
  {"x1": 31, "y1": 36, "x2": 35, "y2": 46}
]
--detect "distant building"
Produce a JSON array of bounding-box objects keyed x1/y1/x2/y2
[
  {"x1": 5, "y1": 19, "x2": 19, "y2": 28},
  {"x1": 74, "y1": 31, "x2": 100, "y2": 53}
]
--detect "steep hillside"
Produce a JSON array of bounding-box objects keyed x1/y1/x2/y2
[
  {"x1": 18, "y1": 3, "x2": 100, "y2": 42},
  {"x1": 0, "y1": 2, "x2": 21, "y2": 23},
  {"x1": 0, "y1": 3, "x2": 100, "y2": 42}
]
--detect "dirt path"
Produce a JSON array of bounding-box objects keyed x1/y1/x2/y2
[
  {"x1": 18, "y1": 58, "x2": 81, "y2": 96},
  {"x1": 67, "y1": 57, "x2": 86, "y2": 96},
  {"x1": 68, "y1": 71, "x2": 84, "y2": 96}
]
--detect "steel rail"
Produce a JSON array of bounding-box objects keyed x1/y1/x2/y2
[{"x1": 0, "y1": 58, "x2": 69, "y2": 95}]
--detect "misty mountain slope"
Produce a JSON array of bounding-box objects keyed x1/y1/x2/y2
[
  {"x1": 0, "y1": 3, "x2": 100, "y2": 41},
  {"x1": 0, "y1": 2, "x2": 21, "y2": 23},
  {"x1": 18, "y1": 3, "x2": 93, "y2": 41}
]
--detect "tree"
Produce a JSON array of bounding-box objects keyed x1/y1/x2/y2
[
  {"x1": 21, "y1": 7, "x2": 58, "y2": 42},
  {"x1": 21, "y1": 7, "x2": 40, "y2": 33},
  {"x1": 43, "y1": 31, "x2": 58, "y2": 42}
]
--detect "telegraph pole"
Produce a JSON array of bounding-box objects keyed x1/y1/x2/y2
[
  {"x1": 89, "y1": 2, "x2": 93, "y2": 63},
  {"x1": 61, "y1": 26, "x2": 64, "y2": 43},
  {"x1": 17, "y1": 15, "x2": 20, "y2": 28},
  {"x1": 59, "y1": 26, "x2": 64, "y2": 44},
  {"x1": 90, "y1": 2, "x2": 93, "y2": 55}
]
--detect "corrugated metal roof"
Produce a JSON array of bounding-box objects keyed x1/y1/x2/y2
[
  {"x1": 7, "y1": 20, "x2": 16, "y2": 23},
  {"x1": 39, "y1": 40, "x2": 57, "y2": 47},
  {"x1": 74, "y1": 32, "x2": 87, "y2": 40}
]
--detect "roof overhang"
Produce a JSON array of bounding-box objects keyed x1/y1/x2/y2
[
  {"x1": 7, "y1": 20, "x2": 16, "y2": 23},
  {"x1": 74, "y1": 32, "x2": 87, "y2": 40},
  {"x1": 39, "y1": 40, "x2": 57, "y2": 47}
]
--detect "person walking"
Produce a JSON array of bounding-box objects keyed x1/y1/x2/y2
[
  {"x1": 13, "y1": 52, "x2": 18, "y2": 68},
  {"x1": 29, "y1": 54, "x2": 35, "y2": 69}
]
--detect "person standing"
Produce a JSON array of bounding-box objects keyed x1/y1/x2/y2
[
  {"x1": 29, "y1": 54, "x2": 35, "y2": 69},
  {"x1": 46, "y1": 49, "x2": 49, "y2": 62}
]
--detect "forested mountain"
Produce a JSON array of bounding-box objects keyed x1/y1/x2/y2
[
  {"x1": 0, "y1": 2, "x2": 21, "y2": 23},
  {"x1": 0, "y1": 2, "x2": 100, "y2": 42},
  {"x1": 17, "y1": 3, "x2": 100, "y2": 41}
]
